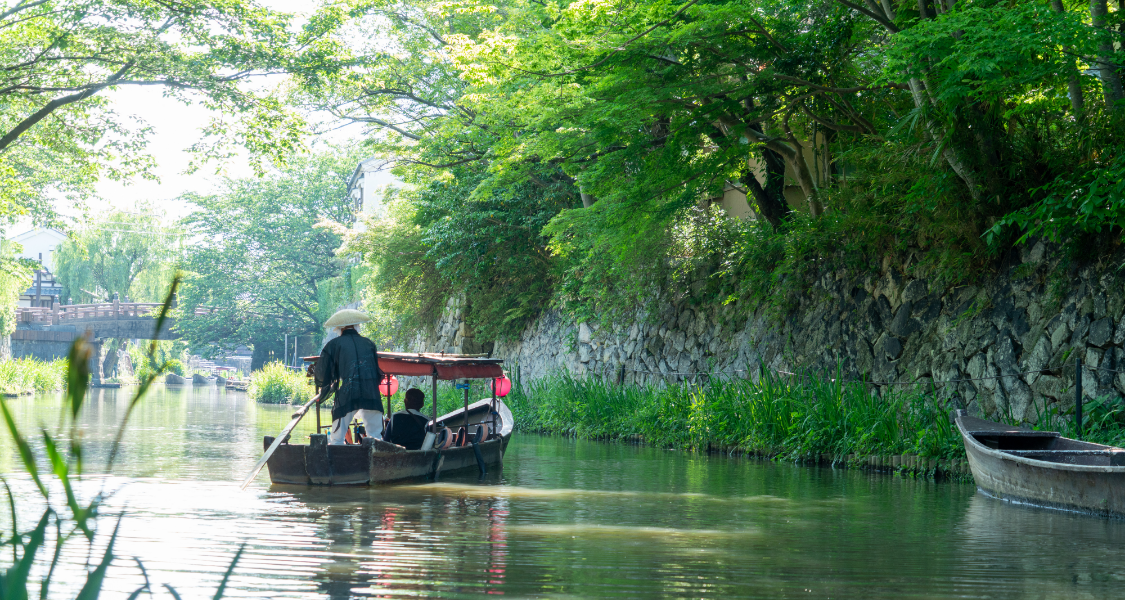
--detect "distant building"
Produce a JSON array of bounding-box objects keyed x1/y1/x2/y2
[
  {"x1": 347, "y1": 158, "x2": 398, "y2": 232},
  {"x1": 8, "y1": 228, "x2": 66, "y2": 308},
  {"x1": 9, "y1": 228, "x2": 66, "y2": 273}
]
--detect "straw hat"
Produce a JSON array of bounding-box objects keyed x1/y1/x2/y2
[{"x1": 324, "y1": 308, "x2": 371, "y2": 329}]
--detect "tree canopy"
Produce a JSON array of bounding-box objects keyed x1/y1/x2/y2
[
  {"x1": 176, "y1": 148, "x2": 360, "y2": 366},
  {"x1": 0, "y1": 0, "x2": 307, "y2": 229},
  {"x1": 54, "y1": 206, "x2": 179, "y2": 304},
  {"x1": 290, "y1": 0, "x2": 1125, "y2": 338}
]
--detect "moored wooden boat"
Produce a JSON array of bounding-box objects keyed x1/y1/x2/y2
[
  {"x1": 264, "y1": 397, "x2": 513, "y2": 485},
  {"x1": 956, "y1": 410, "x2": 1125, "y2": 518}
]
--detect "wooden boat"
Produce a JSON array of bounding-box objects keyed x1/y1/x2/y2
[
  {"x1": 956, "y1": 410, "x2": 1125, "y2": 518},
  {"x1": 262, "y1": 352, "x2": 513, "y2": 486}
]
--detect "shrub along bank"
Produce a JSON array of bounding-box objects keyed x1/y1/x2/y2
[
  {"x1": 504, "y1": 371, "x2": 1125, "y2": 470},
  {"x1": 0, "y1": 357, "x2": 67, "y2": 396},
  {"x1": 249, "y1": 361, "x2": 313, "y2": 404}
]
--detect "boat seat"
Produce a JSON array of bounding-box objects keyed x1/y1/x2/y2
[
  {"x1": 971, "y1": 430, "x2": 1060, "y2": 450},
  {"x1": 1002, "y1": 449, "x2": 1125, "y2": 466}
]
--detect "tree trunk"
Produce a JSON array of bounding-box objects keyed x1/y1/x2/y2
[
  {"x1": 1052, "y1": 0, "x2": 1087, "y2": 115},
  {"x1": 741, "y1": 149, "x2": 790, "y2": 228},
  {"x1": 907, "y1": 78, "x2": 983, "y2": 201},
  {"x1": 787, "y1": 152, "x2": 823, "y2": 217},
  {"x1": 102, "y1": 338, "x2": 126, "y2": 379},
  {"x1": 1091, "y1": 0, "x2": 1125, "y2": 109},
  {"x1": 580, "y1": 189, "x2": 597, "y2": 208}
]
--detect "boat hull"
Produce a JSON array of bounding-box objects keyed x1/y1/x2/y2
[
  {"x1": 264, "y1": 397, "x2": 514, "y2": 486},
  {"x1": 957, "y1": 413, "x2": 1125, "y2": 518}
]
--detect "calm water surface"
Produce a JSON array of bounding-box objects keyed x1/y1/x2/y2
[{"x1": 2, "y1": 386, "x2": 1125, "y2": 599}]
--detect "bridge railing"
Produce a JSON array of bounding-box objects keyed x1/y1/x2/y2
[{"x1": 16, "y1": 303, "x2": 213, "y2": 326}]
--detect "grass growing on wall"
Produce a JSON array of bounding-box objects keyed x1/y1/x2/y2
[
  {"x1": 0, "y1": 357, "x2": 67, "y2": 395},
  {"x1": 504, "y1": 370, "x2": 966, "y2": 460},
  {"x1": 249, "y1": 361, "x2": 313, "y2": 404}
]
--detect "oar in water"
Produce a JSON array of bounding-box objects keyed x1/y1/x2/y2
[{"x1": 239, "y1": 392, "x2": 320, "y2": 490}]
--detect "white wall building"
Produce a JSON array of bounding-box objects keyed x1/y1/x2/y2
[
  {"x1": 9, "y1": 228, "x2": 66, "y2": 273},
  {"x1": 346, "y1": 158, "x2": 398, "y2": 233},
  {"x1": 7, "y1": 229, "x2": 67, "y2": 308}
]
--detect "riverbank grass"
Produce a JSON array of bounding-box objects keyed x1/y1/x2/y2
[
  {"x1": 249, "y1": 361, "x2": 313, "y2": 404},
  {"x1": 506, "y1": 370, "x2": 965, "y2": 461},
  {"x1": 0, "y1": 357, "x2": 67, "y2": 396}
]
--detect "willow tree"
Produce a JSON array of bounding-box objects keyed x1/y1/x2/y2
[
  {"x1": 54, "y1": 207, "x2": 180, "y2": 376},
  {"x1": 54, "y1": 209, "x2": 178, "y2": 305}
]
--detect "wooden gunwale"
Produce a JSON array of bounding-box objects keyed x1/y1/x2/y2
[{"x1": 956, "y1": 412, "x2": 1125, "y2": 518}]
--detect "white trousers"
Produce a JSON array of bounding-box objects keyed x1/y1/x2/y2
[{"x1": 329, "y1": 409, "x2": 383, "y2": 445}]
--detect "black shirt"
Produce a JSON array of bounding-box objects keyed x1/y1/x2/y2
[
  {"x1": 384, "y1": 409, "x2": 429, "y2": 450},
  {"x1": 314, "y1": 329, "x2": 384, "y2": 420}
]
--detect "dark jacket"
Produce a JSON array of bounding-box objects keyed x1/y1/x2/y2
[
  {"x1": 314, "y1": 329, "x2": 384, "y2": 421},
  {"x1": 384, "y1": 409, "x2": 429, "y2": 450}
]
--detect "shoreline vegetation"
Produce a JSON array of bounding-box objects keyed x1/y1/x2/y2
[
  {"x1": 504, "y1": 370, "x2": 1125, "y2": 481},
  {"x1": 248, "y1": 361, "x2": 314, "y2": 404},
  {"x1": 0, "y1": 357, "x2": 67, "y2": 396}
]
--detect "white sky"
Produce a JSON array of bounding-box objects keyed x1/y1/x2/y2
[{"x1": 91, "y1": 87, "x2": 250, "y2": 222}]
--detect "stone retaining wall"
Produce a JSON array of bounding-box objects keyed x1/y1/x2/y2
[{"x1": 396, "y1": 241, "x2": 1125, "y2": 423}]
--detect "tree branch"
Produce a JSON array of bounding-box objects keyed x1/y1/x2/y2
[
  {"x1": 0, "y1": 59, "x2": 136, "y2": 153},
  {"x1": 834, "y1": 0, "x2": 900, "y2": 33},
  {"x1": 0, "y1": 0, "x2": 48, "y2": 22}
]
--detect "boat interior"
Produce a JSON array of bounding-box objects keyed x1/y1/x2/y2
[{"x1": 962, "y1": 415, "x2": 1125, "y2": 467}]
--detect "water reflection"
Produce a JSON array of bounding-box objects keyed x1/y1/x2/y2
[{"x1": 1, "y1": 387, "x2": 1124, "y2": 598}]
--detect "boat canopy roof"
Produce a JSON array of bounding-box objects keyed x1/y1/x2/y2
[{"x1": 302, "y1": 352, "x2": 504, "y2": 380}]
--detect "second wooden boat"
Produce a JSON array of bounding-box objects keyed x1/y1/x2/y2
[{"x1": 956, "y1": 410, "x2": 1125, "y2": 518}]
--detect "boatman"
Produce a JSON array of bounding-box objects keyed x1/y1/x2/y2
[
  {"x1": 383, "y1": 388, "x2": 430, "y2": 450},
  {"x1": 314, "y1": 308, "x2": 384, "y2": 444}
]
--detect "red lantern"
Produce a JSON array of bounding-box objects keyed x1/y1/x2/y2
[
  {"x1": 491, "y1": 374, "x2": 511, "y2": 398},
  {"x1": 379, "y1": 374, "x2": 399, "y2": 397}
]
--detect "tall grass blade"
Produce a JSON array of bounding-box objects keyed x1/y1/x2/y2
[
  {"x1": 74, "y1": 515, "x2": 123, "y2": 600},
  {"x1": 107, "y1": 276, "x2": 180, "y2": 471},
  {"x1": 41, "y1": 430, "x2": 94, "y2": 540},
  {"x1": 65, "y1": 339, "x2": 92, "y2": 422},
  {"x1": 3, "y1": 510, "x2": 50, "y2": 599},
  {"x1": 212, "y1": 543, "x2": 246, "y2": 600},
  {"x1": 0, "y1": 398, "x2": 47, "y2": 497}
]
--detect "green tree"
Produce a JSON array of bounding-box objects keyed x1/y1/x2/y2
[
  {"x1": 54, "y1": 207, "x2": 179, "y2": 304},
  {"x1": 177, "y1": 148, "x2": 358, "y2": 368},
  {"x1": 0, "y1": 240, "x2": 32, "y2": 358},
  {"x1": 53, "y1": 206, "x2": 180, "y2": 376},
  {"x1": 352, "y1": 165, "x2": 573, "y2": 344},
  {"x1": 0, "y1": 0, "x2": 307, "y2": 228}
]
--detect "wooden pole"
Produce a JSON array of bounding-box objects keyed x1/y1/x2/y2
[
  {"x1": 431, "y1": 367, "x2": 438, "y2": 433},
  {"x1": 241, "y1": 392, "x2": 320, "y2": 489},
  {"x1": 1076, "y1": 357, "x2": 1083, "y2": 440},
  {"x1": 463, "y1": 379, "x2": 470, "y2": 434},
  {"x1": 491, "y1": 378, "x2": 498, "y2": 439}
]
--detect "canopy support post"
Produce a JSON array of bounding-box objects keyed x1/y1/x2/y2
[
  {"x1": 431, "y1": 368, "x2": 438, "y2": 433},
  {"x1": 463, "y1": 379, "x2": 470, "y2": 431}
]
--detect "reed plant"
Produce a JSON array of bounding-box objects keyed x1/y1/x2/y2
[
  {"x1": 0, "y1": 357, "x2": 67, "y2": 396},
  {"x1": 248, "y1": 361, "x2": 314, "y2": 404},
  {"x1": 0, "y1": 278, "x2": 241, "y2": 598},
  {"x1": 506, "y1": 368, "x2": 964, "y2": 460}
]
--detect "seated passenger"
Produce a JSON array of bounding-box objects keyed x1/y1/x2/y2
[{"x1": 384, "y1": 388, "x2": 430, "y2": 450}]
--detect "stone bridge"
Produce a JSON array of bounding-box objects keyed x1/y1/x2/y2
[
  {"x1": 9, "y1": 302, "x2": 211, "y2": 368},
  {"x1": 13, "y1": 302, "x2": 201, "y2": 340}
]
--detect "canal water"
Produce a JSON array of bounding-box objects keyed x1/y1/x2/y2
[{"x1": 2, "y1": 386, "x2": 1125, "y2": 599}]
